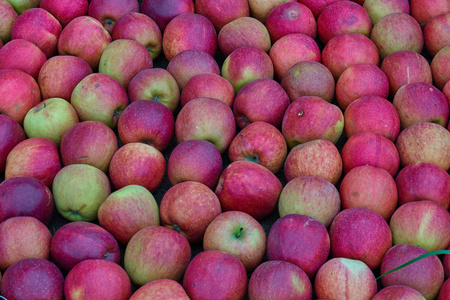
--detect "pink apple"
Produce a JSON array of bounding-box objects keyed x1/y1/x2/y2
[
  {"x1": 424, "y1": 12, "x2": 450, "y2": 57},
  {"x1": 431, "y1": 45, "x2": 450, "y2": 90},
  {"x1": 0, "y1": 114, "x2": 26, "y2": 173},
  {"x1": 88, "y1": 0, "x2": 139, "y2": 33},
  {"x1": 410, "y1": 0, "x2": 450, "y2": 25},
  {"x1": 40, "y1": 0, "x2": 89, "y2": 27},
  {"x1": 140, "y1": 0, "x2": 194, "y2": 32},
  {"x1": 373, "y1": 285, "x2": 426, "y2": 300},
  {"x1": 297, "y1": 0, "x2": 345, "y2": 19},
  {"x1": 195, "y1": 0, "x2": 249, "y2": 31},
  {"x1": 363, "y1": 0, "x2": 410, "y2": 25},
  {"x1": 439, "y1": 279, "x2": 450, "y2": 300},
  {"x1": 0, "y1": 0, "x2": 17, "y2": 43},
  {"x1": 0, "y1": 39, "x2": 46, "y2": 79},
  {"x1": 444, "y1": 80, "x2": 450, "y2": 105},
  {"x1": 247, "y1": 0, "x2": 296, "y2": 23},
  {"x1": 130, "y1": 279, "x2": 190, "y2": 300}
]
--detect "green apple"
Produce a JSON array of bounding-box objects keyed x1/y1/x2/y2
[{"x1": 6, "y1": 0, "x2": 40, "y2": 14}]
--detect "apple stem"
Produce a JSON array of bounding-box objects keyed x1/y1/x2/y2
[
  {"x1": 43, "y1": 102, "x2": 47, "y2": 108},
  {"x1": 235, "y1": 227, "x2": 244, "y2": 238},
  {"x1": 173, "y1": 224, "x2": 182, "y2": 234}
]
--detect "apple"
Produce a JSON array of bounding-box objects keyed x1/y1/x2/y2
[
  {"x1": 297, "y1": 0, "x2": 345, "y2": 19},
  {"x1": 247, "y1": 0, "x2": 296, "y2": 23},
  {"x1": 118, "y1": 99, "x2": 174, "y2": 152},
  {"x1": 0, "y1": 258, "x2": 64, "y2": 300},
  {"x1": 228, "y1": 121, "x2": 287, "y2": 174},
  {"x1": 281, "y1": 60, "x2": 335, "y2": 103},
  {"x1": 431, "y1": 45, "x2": 450, "y2": 90},
  {"x1": 0, "y1": 39, "x2": 46, "y2": 79},
  {"x1": 284, "y1": 139, "x2": 343, "y2": 185},
  {"x1": 140, "y1": 0, "x2": 194, "y2": 32},
  {"x1": 97, "y1": 185, "x2": 160, "y2": 245},
  {"x1": 373, "y1": 286, "x2": 426, "y2": 300},
  {"x1": 64, "y1": 259, "x2": 132, "y2": 300},
  {"x1": 423, "y1": 12, "x2": 450, "y2": 57},
  {"x1": 248, "y1": 260, "x2": 313, "y2": 300},
  {"x1": 109, "y1": 142, "x2": 166, "y2": 192},
  {"x1": 124, "y1": 226, "x2": 191, "y2": 285},
  {"x1": 444, "y1": 80, "x2": 450, "y2": 105},
  {"x1": 40, "y1": 0, "x2": 88, "y2": 27},
  {"x1": 5, "y1": 0, "x2": 40, "y2": 15},
  {"x1": 439, "y1": 279, "x2": 450, "y2": 300},
  {"x1": 314, "y1": 258, "x2": 378, "y2": 300},
  {"x1": 278, "y1": 176, "x2": 341, "y2": 228},
  {"x1": 340, "y1": 165, "x2": 398, "y2": 220},
  {"x1": 363, "y1": 0, "x2": 410, "y2": 25},
  {"x1": 215, "y1": 161, "x2": 282, "y2": 220},
  {"x1": 60, "y1": 121, "x2": 118, "y2": 173},
  {"x1": 52, "y1": 164, "x2": 110, "y2": 221},
  {"x1": 130, "y1": 279, "x2": 190, "y2": 300},
  {"x1": 0, "y1": 216, "x2": 51, "y2": 271},
  {"x1": 88, "y1": 0, "x2": 139, "y2": 33},
  {"x1": 195, "y1": 0, "x2": 249, "y2": 31},
  {"x1": 410, "y1": 0, "x2": 450, "y2": 25},
  {"x1": 0, "y1": 0, "x2": 17, "y2": 43},
  {"x1": 182, "y1": 250, "x2": 247, "y2": 300},
  {"x1": 267, "y1": 214, "x2": 330, "y2": 278},
  {"x1": 0, "y1": 114, "x2": 26, "y2": 173}
]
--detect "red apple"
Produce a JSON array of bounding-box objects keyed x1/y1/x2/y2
[
  {"x1": 431, "y1": 45, "x2": 450, "y2": 90},
  {"x1": 0, "y1": 114, "x2": 26, "y2": 173},
  {"x1": 247, "y1": 0, "x2": 296, "y2": 23},
  {"x1": 195, "y1": 0, "x2": 249, "y2": 31},
  {"x1": 410, "y1": 0, "x2": 450, "y2": 25},
  {"x1": 130, "y1": 279, "x2": 190, "y2": 300},
  {"x1": 363, "y1": 0, "x2": 410, "y2": 25},
  {"x1": 373, "y1": 285, "x2": 426, "y2": 300},
  {"x1": 439, "y1": 279, "x2": 450, "y2": 300},
  {"x1": 88, "y1": 0, "x2": 139, "y2": 33},
  {"x1": 0, "y1": 0, "x2": 17, "y2": 44},
  {"x1": 0, "y1": 39, "x2": 46, "y2": 79},
  {"x1": 40, "y1": 0, "x2": 88, "y2": 27},
  {"x1": 423, "y1": 12, "x2": 450, "y2": 57},
  {"x1": 140, "y1": 0, "x2": 194, "y2": 32}
]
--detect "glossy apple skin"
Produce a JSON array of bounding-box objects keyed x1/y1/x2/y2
[
  {"x1": 130, "y1": 279, "x2": 190, "y2": 300},
  {"x1": 40, "y1": 0, "x2": 89, "y2": 27},
  {"x1": 0, "y1": 176, "x2": 54, "y2": 224},
  {"x1": 0, "y1": 114, "x2": 26, "y2": 173},
  {"x1": 373, "y1": 285, "x2": 426, "y2": 300},
  {"x1": 196, "y1": 0, "x2": 249, "y2": 31},
  {"x1": 88, "y1": 0, "x2": 139, "y2": 33},
  {"x1": 424, "y1": 12, "x2": 450, "y2": 57},
  {"x1": 363, "y1": 0, "x2": 410, "y2": 25},
  {"x1": 140, "y1": 0, "x2": 194, "y2": 32},
  {"x1": 0, "y1": 39, "x2": 46, "y2": 79}
]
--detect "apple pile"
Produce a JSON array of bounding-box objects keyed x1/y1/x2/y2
[{"x1": 1, "y1": 0, "x2": 450, "y2": 299}]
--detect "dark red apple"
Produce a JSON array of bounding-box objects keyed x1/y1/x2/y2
[
  {"x1": 195, "y1": 0, "x2": 249, "y2": 31},
  {"x1": 140, "y1": 0, "x2": 194, "y2": 32},
  {"x1": 0, "y1": 114, "x2": 26, "y2": 174},
  {"x1": 88, "y1": 0, "x2": 139, "y2": 33}
]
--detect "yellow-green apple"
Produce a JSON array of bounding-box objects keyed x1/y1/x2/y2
[
  {"x1": 97, "y1": 185, "x2": 160, "y2": 245},
  {"x1": 88, "y1": 0, "x2": 139, "y2": 34},
  {"x1": 5, "y1": 137, "x2": 61, "y2": 188},
  {"x1": 160, "y1": 181, "x2": 222, "y2": 243},
  {"x1": 50, "y1": 221, "x2": 120, "y2": 272},
  {"x1": 228, "y1": 121, "x2": 287, "y2": 174},
  {"x1": 396, "y1": 122, "x2": 450, "y2": 171},
  {"x1": 140, "y1": 0, "x2": 194, "y2": 32},
  {"x1": 0, "y1": 69, "x2": 41, "y2": 125},
  {"x1": 180, "y1": 72, "x2": 234, "y2": 107},
  {"x1": 5, "y1": 0, "x2": 40, "y2": 14},
  {"x1": 0, "y1": 258, "x2": 64, "y2": 300},
  {"x1": 166, "y1": 49, "x2": 220, "y2": 89},
  {"x1": 11, "y1": 8, "x2": 62, "y2": 58},
  {"x1": 431, "y1": 45, "x2": 450, "y2": 90},
  {"x1": 336, "y1": 64, "x2": 389, "y2": 110},
  {"x1": 363, "y1": 0, "x2": 410, "y2": 25},
  {"x1": 215, "y1": 161, "x2": 282, "y2": 220},
  {"x1": 381, "y1": 51, "x2": 432, "y2": 97},
  {"x1": 269, "y1": 33, "x2": 321, "y2": 80},
  {"x1": 248, "y1": 0, "x2": 295, "y2": 23},
  {"x1": 342, "y1": 132, "x2": 400, "y2": 176},
  {"x1": 40, "y1": 0, "x2": 88, "y2": 27},
  {"x1": 297, "y1": 0, "x2": 345, "y2": 19},
  {"x1": 439, "y1": 280, "x2": 450, "y2": 300},
  {"x1": 64, "y1": 259, "x2": 132, "y2": 300},
  {"x1": 112, "y1": 12, "x2": 162, "y2": 60},
  {"x1": 278, "y1": 176, "x2": 341, "y2": 228},
  {"x1": 0, "y1": 39, "x2": 46, "y2": 79},
  {"x1": 162, "y1": 13, "x2": 217, "y2": 61},
  {"x1": 0, "y1": 216, "x2": 51, "y2": 271},
  {"x1": 23, "y1": 98, "x2": 80, "y2": 147},
  {"x1": 60, "y1": 121, "x2": 118, "y2": 173},
  {"x1": 281, "y1": 60, "x2": 335, "y2": 103},
  {"x1": 218, "y1": 17, "x2": 271, "y2": 57},
  {"x1": 0, "y1": 176, "x2": 54, "y2": 224},
  {"x1": 130, "y1": 279, "x2": 190, "y2": 300},
  {"x1": 248, "y1": 260, "x2": 312, "y2": 299},
  {"x1": 203, "y1": 211, "x2": 266, "y2": 273},
  {"x1": 410, "y1": 0, "x2": 450, "y2": 25},
  {"x1": 282, "y1": 96, "x2": 344, "y2": 147},
  {"x1": 395, "y1": 161, "x2": 450, "y2": 209},
  {"x1": 175, "y1": 97, "x2": 236, "y2": 154},
  {"x1": 390, "y1": 200, "x2": 450, "y2": 251},
  {"x1": 98, "y1": 39, "x2": 153, "y2": 90},
  {"x1": 195, "y1": 0, "x2": 249, "y2": 31},
  {"x1": 52, "y1": 164, "x2": 110, "y2": 221},
  {"x1": 267, "y1": 214, "x2": 330, "y2": 278},
  {"x1": 0, "y1": 0, "x2": 17, "y2": 43},
  {"x1": 233, "y1": 78, "x2": 290, "y2": 129},
  {"x1": 340, "y1": 165, "x2": 398, "y2": 220},
  {"x1": 393, "y1": 82, "x2": 449, "y2": 129},
  {"x1": 182, "y1": 250, "x2": 247, "y2": 300},
  {"x1": 380, "y1": 244, "x2": 445, "y2": 300},
  {"x1": 70, "y1": 73, "x2": 129, "y2": 128},
  {"x1": 57, "y1": 16, "x2": 112, "y2": 70},
  {"x1": 0, "y1": 114, "x2": 25, "y2": 173},
  {"x1": 373, "y1": 286, "x2": 426, "y2": 300},
  {"x1": 108, "y1": 143, "x2": 166, "y2": 192},
  {"x1": 284, "y1": 139, "x2": 343, "y2": 185},
  {"x1": 344, "y1": 95, "x2": 400, "y2": 142},
  {"x1": 423, "y1": 13, "x2": 450, "y2": 57},
  {"x1": 314, "y1": 258, "x2": 377, "y2": 300},
  {"x1": 168, "y1": 140, "x2": 222, "y2": 190},
  {"x1": 221, "y1": 46, "x2": 274, "y2": 93},
  {"x1": 265, "y1": 2, "x2": 316, "y2": 43},
  {"x1": 124, "y1": 226, "x2": 191, "y2": 285}
]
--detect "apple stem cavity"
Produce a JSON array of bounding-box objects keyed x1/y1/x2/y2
[
  {"x1": 235, "y1": 227, "x2": 244, "y2": 239},
  {"x1": 173, "y1": 224, "x2": 182, "y2": 234},
  {"x1": 297, "y1": 110, "x2": 304, "y2": 116},
  {"x1": 245, "y1": 154, "x2": 259, "y2": 164},
  {"x1": 153, "y1": 95, "x2": 160, "y2": 102}
]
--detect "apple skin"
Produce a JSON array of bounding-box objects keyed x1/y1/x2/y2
[
  {"x1": 247, "y1": 0, "x2": 296, "y2": 23},
  {"x1": 0, "y1": 176, "x2": 54, "y2": 224},
  {"x1": 168, "y1": 140, "x2": 222, "y2": 190},
  {"x1": 297, "y1": 0, "x2": 345, "y2": 19},
  {"x1": 0, "y1": 114, "x2": 26, "y2": 174},
  {"x1": 52, "y1": 164, "x2": 111, "y2": 222},
  {"x1": 23, "y1": 98, "x2": 80, "y2": 147},
  {"x1": 0, "y1": 258, "x2": 64, "y2": 300},
  {"x1": 228, "y1": 121, "x2": 287, "y2": 174},
  {"x1": 130, "y1": 279, "x2": 190, "y2": 300},
  {"x1": 314, "y1": 258, "x2": 378, "y2": 300},
  {"x1": 410, "y1": 0, "x2": 450, "y2": 25},
  {"x1": 195, "y1": 0, "x2": 249, "y2": 31},
  {"x1": 424, "y1": 12, "x2": 450, "y2": 57},
  {"x1": 140, "y1": 0, "x2": 194, "y2": 32},
  {"x1": 0, "y1": 0, "x2": 17, "y2": 43},
  {"x1": 203, "y1": 211, "x2": 266, "y2": 273},
  {"x1": 40, "y1": 0, "x2": 88, "y2": 27},
  {"x1": 215, "y1": 161, "x2": 282, "y2": 220},
  {"x1": 0, "y1": 216, "x2": 51, "y2": 271},
  {"x1": 50, "y1": 221, "x2": 120, "y2": 272},
  {"x1": 88, "y1": 0, "x2": 139, "y2": 33},
  {"x1": 380, "y1": 244, "x2": 445, "y2": 300},
  {"x1": 278, "y1": 176, "x2": 341, "y2": 228},
  {"x1": 124, "y1": 226, "x2": 191, "y2": 285},
  {"x1": 5, "y1": 137, "x2": 61, "y2": 188},
  {"x1": 340, "y1": 165, "x2": 398, "y2": 220},
  {"x1": 363, "y1": 0, "x2": 410, "y2": 25},
  {"x1": 267, "y1": 214, "x2": 330, "y2": 278},
  {"x1": 4, "y1": 0, "x2": 40, "y2": 14},
  {"x1": 60, "y1": 121, "x2": 118, "y2": 173},
  {"x1": 0, "y1": 39, "x2": 46, "y2": 79},
  {"x1": 97, "y1": 185, "x2": 160, "y2": 245},
  {"x1": 109, "y1": 142, "x2": 166, "y2": 192},
  {"x1": 373, "y1": 285, "x2": 426, "y2": 300},
  {"x1": 182, "y1": 250, "x2": 248, "y2": 300},
  {"x1": 431, "y1": 45, "x2": 450, "y2": 90},
  {"x1": 248, "y1": 260, "x2": 313, "y2": 300},
  {"x1": 64, "y1": 259, "x2": 132, "y2": 300},
  {"x1": 118, "y1": 99, "x2": 175, "y2": 152},
  {"x1": 438, "y1": 279, "x2": 450, "y2": 300}
]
